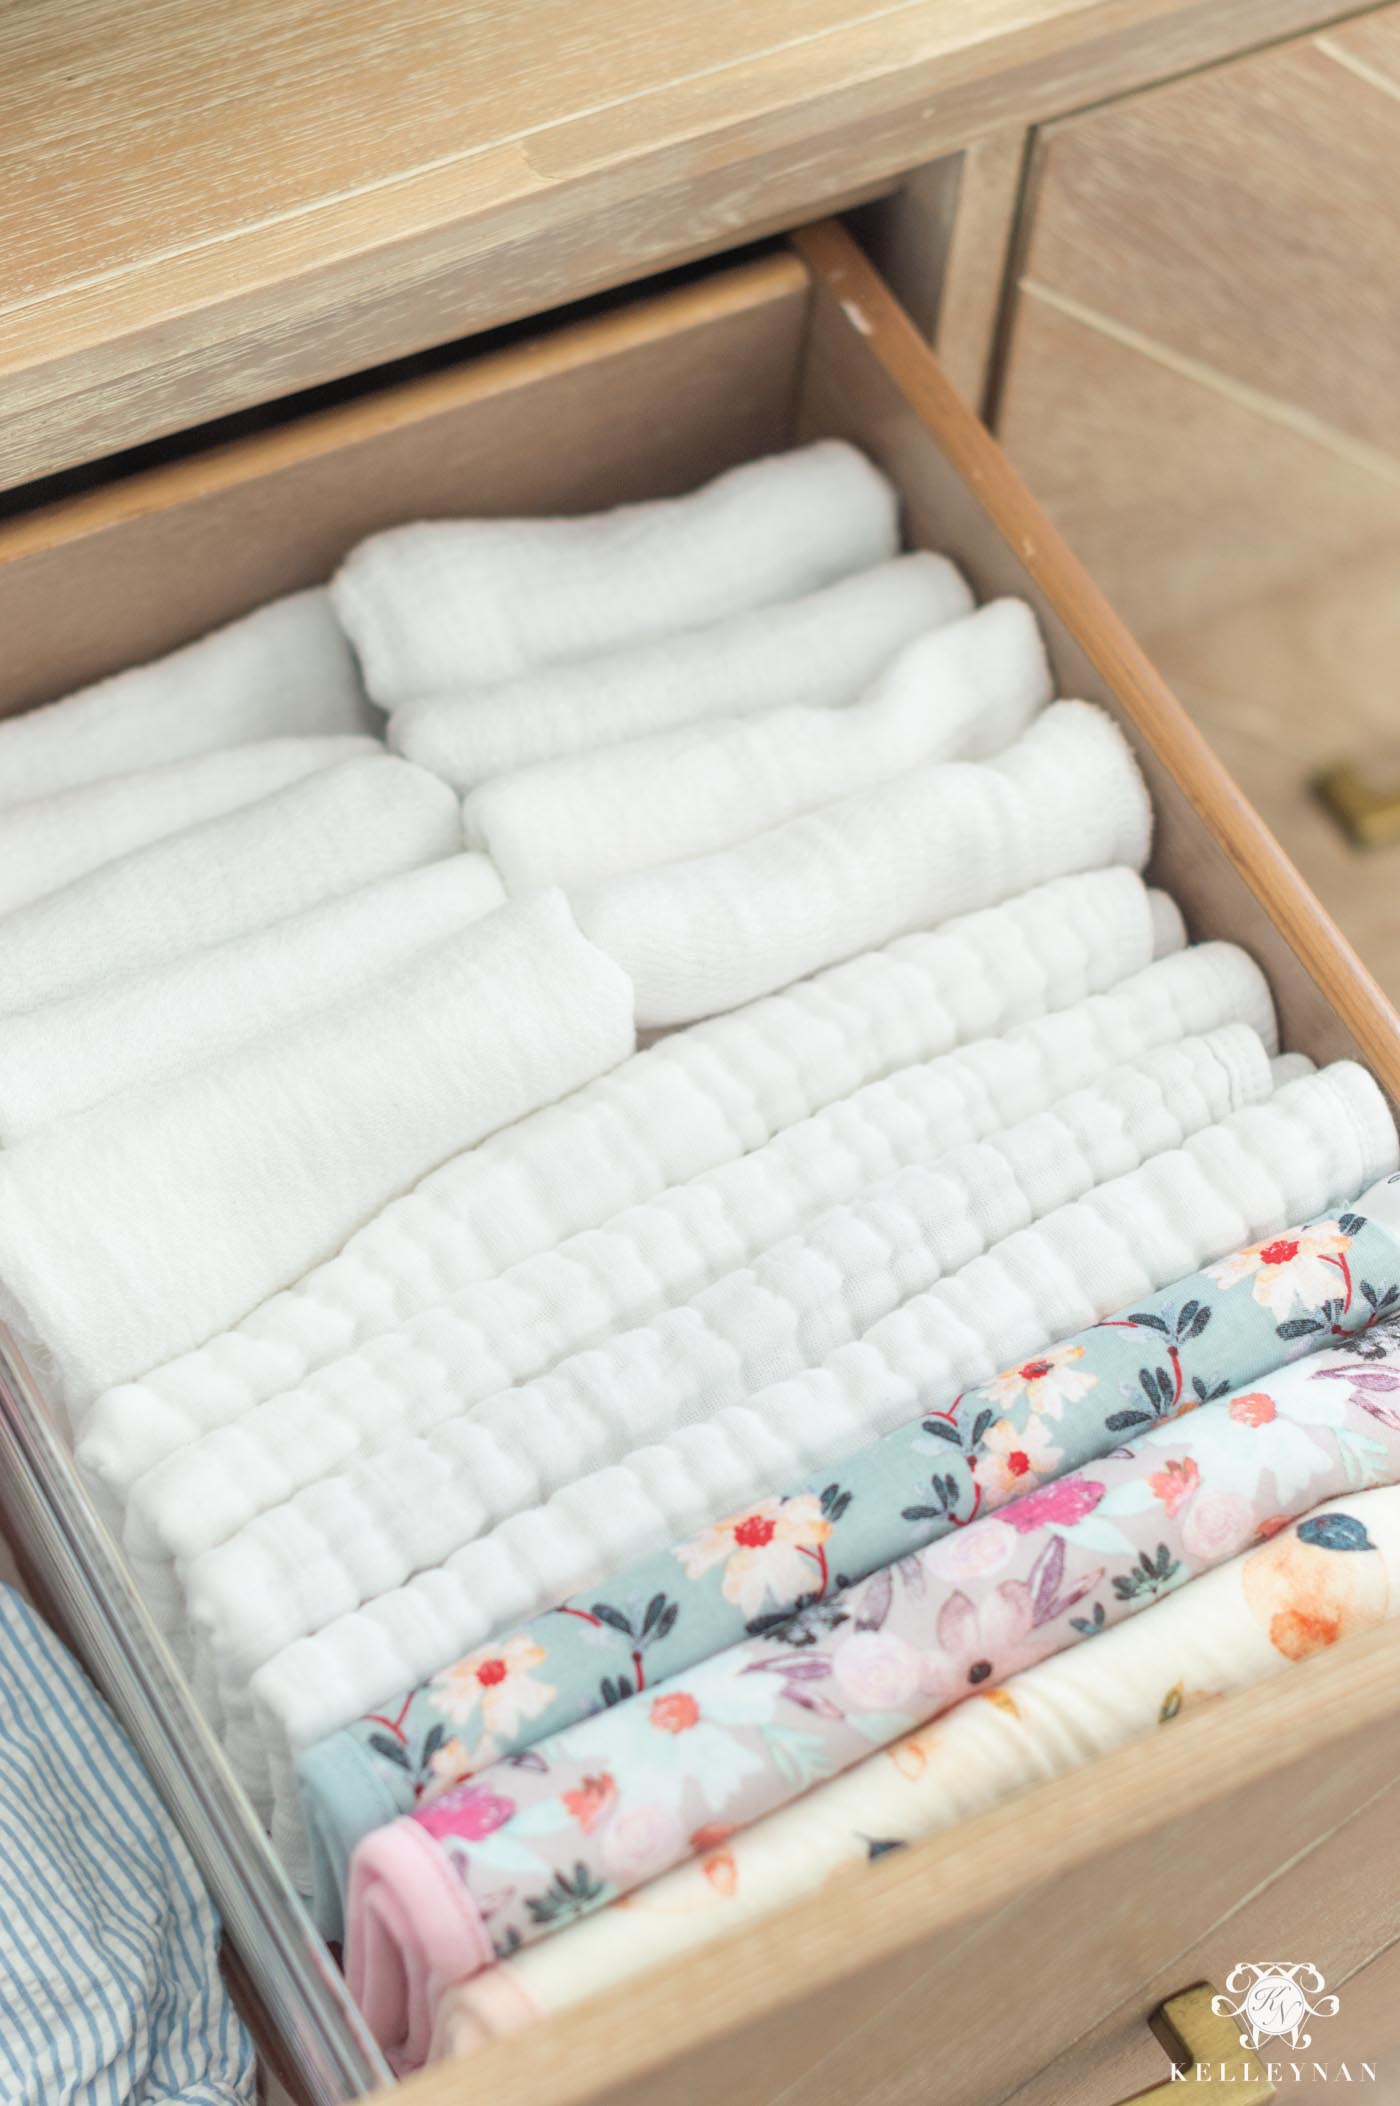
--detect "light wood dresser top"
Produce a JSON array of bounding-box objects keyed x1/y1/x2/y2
[{"x1": 0, "y1": 0, "x2": 1361, "y2": 487}]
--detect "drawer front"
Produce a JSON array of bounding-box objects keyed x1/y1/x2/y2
[{"x1": 2, "y1": 223, "x2": 1400, "y2": 2106}]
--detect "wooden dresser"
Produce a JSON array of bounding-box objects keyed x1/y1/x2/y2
[{"x1": 4, "y1": 9, "x2": 1400, "y2": 2104}]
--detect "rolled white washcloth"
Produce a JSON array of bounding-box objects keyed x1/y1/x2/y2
[
  {"x1": 250, "y1": 1055, "x2": 1397, "y2": 1839},
  {"x1": 0, "y1": 892, "x2": 635, "y2": 1425},
  {"x1": 176, "y1": 1029, "x2": 1268, "y2": 1722},
  {"x1": 396, "y1": 553, "x2": 972, "y2": 791},
  {"x1": 76, "y1": 867, "x2": 1179, "y2": 1504},
  {"x1": 575, "y1": 700, "x2": 1153, "y2": 1026},
  {"x1": 333, "y1": 440, "x2": 900, "y2": 707},
  {"x1": 0, "y1": 856, "x2": 506, "y2": 1143},
  {"x1": 0, "y1": 589, "x2": 373, "y2": 810},
  {"x1": 464, "y1": 599, "x2": 1048, "y2": 892},
  {"x1": 0, "y1": 756, "x2": 463, "y2": 1019},
  {"x1": 0, "y1": 735, "x2": 380, "y2": 916},
  {"x1": 116, "y1": 942, "x2": 1274, "y2": 1591}
]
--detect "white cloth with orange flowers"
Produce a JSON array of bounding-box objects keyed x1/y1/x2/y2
[
  {"x1": 77, "y1": 866, "x2": 1173, "y2": 1519},
  {"x1": 170, "y1": 1029, "x2": 1268, "y2": 1736},
  {"x1": 116, "y1": 945, "x2": 1270, "y2": 1623},
  {"x1": 427, "y1": 1481, "x2": 1400, "y2": 2053},
  {"x1": 462, "y1": 598, "x2": 1047, "y2": 892},
  {"x1": 238, "y1": 1057, "x2": 1395, "y2": 1851}
]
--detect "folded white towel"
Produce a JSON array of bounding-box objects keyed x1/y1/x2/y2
[
  {"x1": 0, "y1": 756, "x2": 462, "y2": 1019},
  {"x1": 0, "y1": 856, "x2": 506, "y2": 1143},
  {"x1": 249, "y1": 1056, "x2": 1398, "y2": 1830},
  {"x1": 176, "y1": 1031, "x2": 1267, "y2": 1718},
  {"x1": 334, "y1": 441, "x2": 900, "y2": 707},
  {"x1": 0, "y1": 590, "x2": 373, "y2": 811},
  {"x1": 0, "y1": 892, "x2": 635, "y2": 1424},
  {"x1": 116, "y1": 946, "x2": 1274, "y2": 1589},
  {"x1": 575, "y1": 701, "x2": 1153, "y2": 1025},
  {"x1": 76, "y1": 868, "x2": 1176, "y2": 1504},
  {"x1": 0, "y1": 735, "x2": 381, "y2": 917},
  {"x1": 463, "y1": 599, "x2": 1049, "y2": 892},
  {"x1": 396, "y1": 554, "x2": 972, "y2": 792}
]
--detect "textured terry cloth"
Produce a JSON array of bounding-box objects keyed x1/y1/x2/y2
[
  {"x1": 0, "y1": 1586, "x2": 255, "y2": 2105},
  {"x1": 428, "y1": 1480, "x2": 1400, "y2": 2052},
  {"x1": 346, "y1": 1326, "x2": 1400, "y2": 2064},
  {"x1": 0, "y1": 892, "x2": 635, "y2": 1425},
  {"x1": 300, "y1": 1170, "x2": 1400, "y2": 1935},
  {"x1": 574, "y1": 701, "x2": 1153, "y2": 1026},
  {"x1": 182, "y1": 1030, "x2": 1266, "y2": 1765},
  {"x1": 335, "y1": 441, "x2": 901, "y2": 707},
  {"x1": 0, "y1": 755, "x2": 462, "y2": 1019},
  {"x1": 80, "y1": 868, "x2": 1175, "y2": 1506},
  {"x1": 463, "y1": 599, "x2": 1049, "y2": 893},
  {"x1": 0, "y1": 855, "x2": 506, "y2": 1144},
  {"x1": 119, "y1": 947, "x2": 1271, "y2": 1601},
  {"x1": 250, "y1": 1057, "x2": 1396, "y2": 1861},
  {"x1": 0, "y1": 589, "x2": 372, "y2": 811},
  {"x1": 0, "y1": 734, "x2": 380, "y2": 916},
  {"x1": 398, "y1": 554, "x2": 973, "y2": 792}
]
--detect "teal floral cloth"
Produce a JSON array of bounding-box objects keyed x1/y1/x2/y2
[
  {"x1": 345, "y1": 1318, "x2": 1400, "y2": 2050},
  {"x1": 301, "y1": 1184, "x2": 1400, "y2": 1934}
]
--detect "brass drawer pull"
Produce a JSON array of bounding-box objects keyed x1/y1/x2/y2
[
  {"x1": 1314, "y1": 761, "x2": 1400, "y2": 849},
  {"x1": 1115, "y1": 1984, "x2": 1277, "y2": 2101}
]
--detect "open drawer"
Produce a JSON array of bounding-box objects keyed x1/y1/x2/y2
[{"x1": 2, "y1": 223, "x2": 1400, "y2": 2106}]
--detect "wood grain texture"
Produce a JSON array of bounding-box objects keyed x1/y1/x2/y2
[
  {"x1": 1012, "y1": 20, "x2": 1400, "y2": 453},
  {"x1": 0, "y1": 0, "x2": 1371, "y2": 487},
  {"x1": 933, "y1": 130, "x2": 1029, "y2": 410},
  {"x1": 0, "y1": 254, "x2": 808, "y2": 718}
]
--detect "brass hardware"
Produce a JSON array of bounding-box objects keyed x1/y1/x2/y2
[
  {"x1": 1314, "y1": 762, "x2": 1400, "y2": 849},
  {"x1": 1113, "y1": 1984, "x2": 1277, "y2": 2101}
]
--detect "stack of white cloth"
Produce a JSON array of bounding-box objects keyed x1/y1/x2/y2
[
  {"x1": 123, "y1": 1023, "x2": 1271, "y2": 1651},
  {"x1": 75, "y1": 866, "x2": 1176, "y2": 1515},
  {"x1": 335, "y1": 440, "x2": 902, "y2": 705},
  {"x1": 0, "y1": 588, "x2": 372, "y2": 807},
  {"x1": 112, "y1": 941, "x2": 1273, "y2": 1601},
  {"x1": 463, "y1": 599, "x2": 1050, "y2": 891},
  {"x1": 0, "y1": 734, "x2": 379, "y2": 915},
  {"x1": 575, "y1": 699, "x2": 1153, "y2": 1024},
  {"x1": 0, "y1": 892, "x2": 635, "y2": 1422},
  {"x1": 395, "y1": 553, "x2": 972, "y2": 789},
  {"x1": 230, "y1": 1054, "x2": 1395, "y2": 1830},
  {"x1": 0, "y1": 755, "x2": 463, "y2": 1018}
]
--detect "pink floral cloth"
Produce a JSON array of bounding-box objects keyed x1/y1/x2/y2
[{"x1": 344, "y1": 1322, "x2": 1400, "y2": 2064}]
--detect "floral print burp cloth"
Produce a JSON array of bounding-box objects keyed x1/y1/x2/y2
[
  {"x1": 343, "y1": 1308, "x2": 1400, "y2": 2066},
  {"x1": 429, "y1": 1478, "x2": 1400, "y2": 2054},
  {"x1": 304, "y1": 1176, "x2": 1400, "y2": 1937}
]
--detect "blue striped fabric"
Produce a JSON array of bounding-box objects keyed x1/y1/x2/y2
[{"x1": 0, "y1": 1586, "x2": 254, "y2": 2105}]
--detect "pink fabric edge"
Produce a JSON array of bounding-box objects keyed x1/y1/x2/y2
[
  {"x1": 346, "y1": 1818, "x2": 494, "y2": 2068},
  {"x1": 430, "y1": 1967, "x2": 543, "y2": 2060}
]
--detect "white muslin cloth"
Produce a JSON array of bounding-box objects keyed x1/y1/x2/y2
[
  {"x1": 76, "y1": 868, "x2": 1178, "y2": 1506},
  {"x1": 0, "y1": 589, "x2": 372, "y2": 810},
  {"x1": 0, "y1": 893, "x2": 635, "y2": 1423},
  {"x1": 0, "y1": 855, "x2": 506, "y2": 1142},
  {"x1": 0, "y1": 735, "x2": 380, "y2": 916},
  {"x1": 175, "y1": 1030, "x2": 1267, "y2": 1726},
  {"x1": 463, "y1": 599, "x2": 1049, "y2": 893},
  {"x1": 248, "y1": 1056, "x2": 1398, "y2": 1839},
  {"x1": 575, "y1": 701, "x2": 1153, "y2": 1025},
  {"x1": 334, "y1": 441, "x2": 900, "y2": 707},
  {"x1": 0, "y1": 755, "x2": 463, "y2": 1019},
  {"x1": 116, "y1": 945, "x2": 1275, "y2": 1591},
  {"x1": 395, "y1": 553, "x2": 972, "y2": 790}
]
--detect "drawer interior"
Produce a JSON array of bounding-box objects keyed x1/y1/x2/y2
[{"x1": 3, "y1": 225, "x2": 1400, "y2": 2106}]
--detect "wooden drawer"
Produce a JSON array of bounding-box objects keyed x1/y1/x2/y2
[{"x1": 2, "y1": 223, "x2": 1399, "y2": 2106}]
